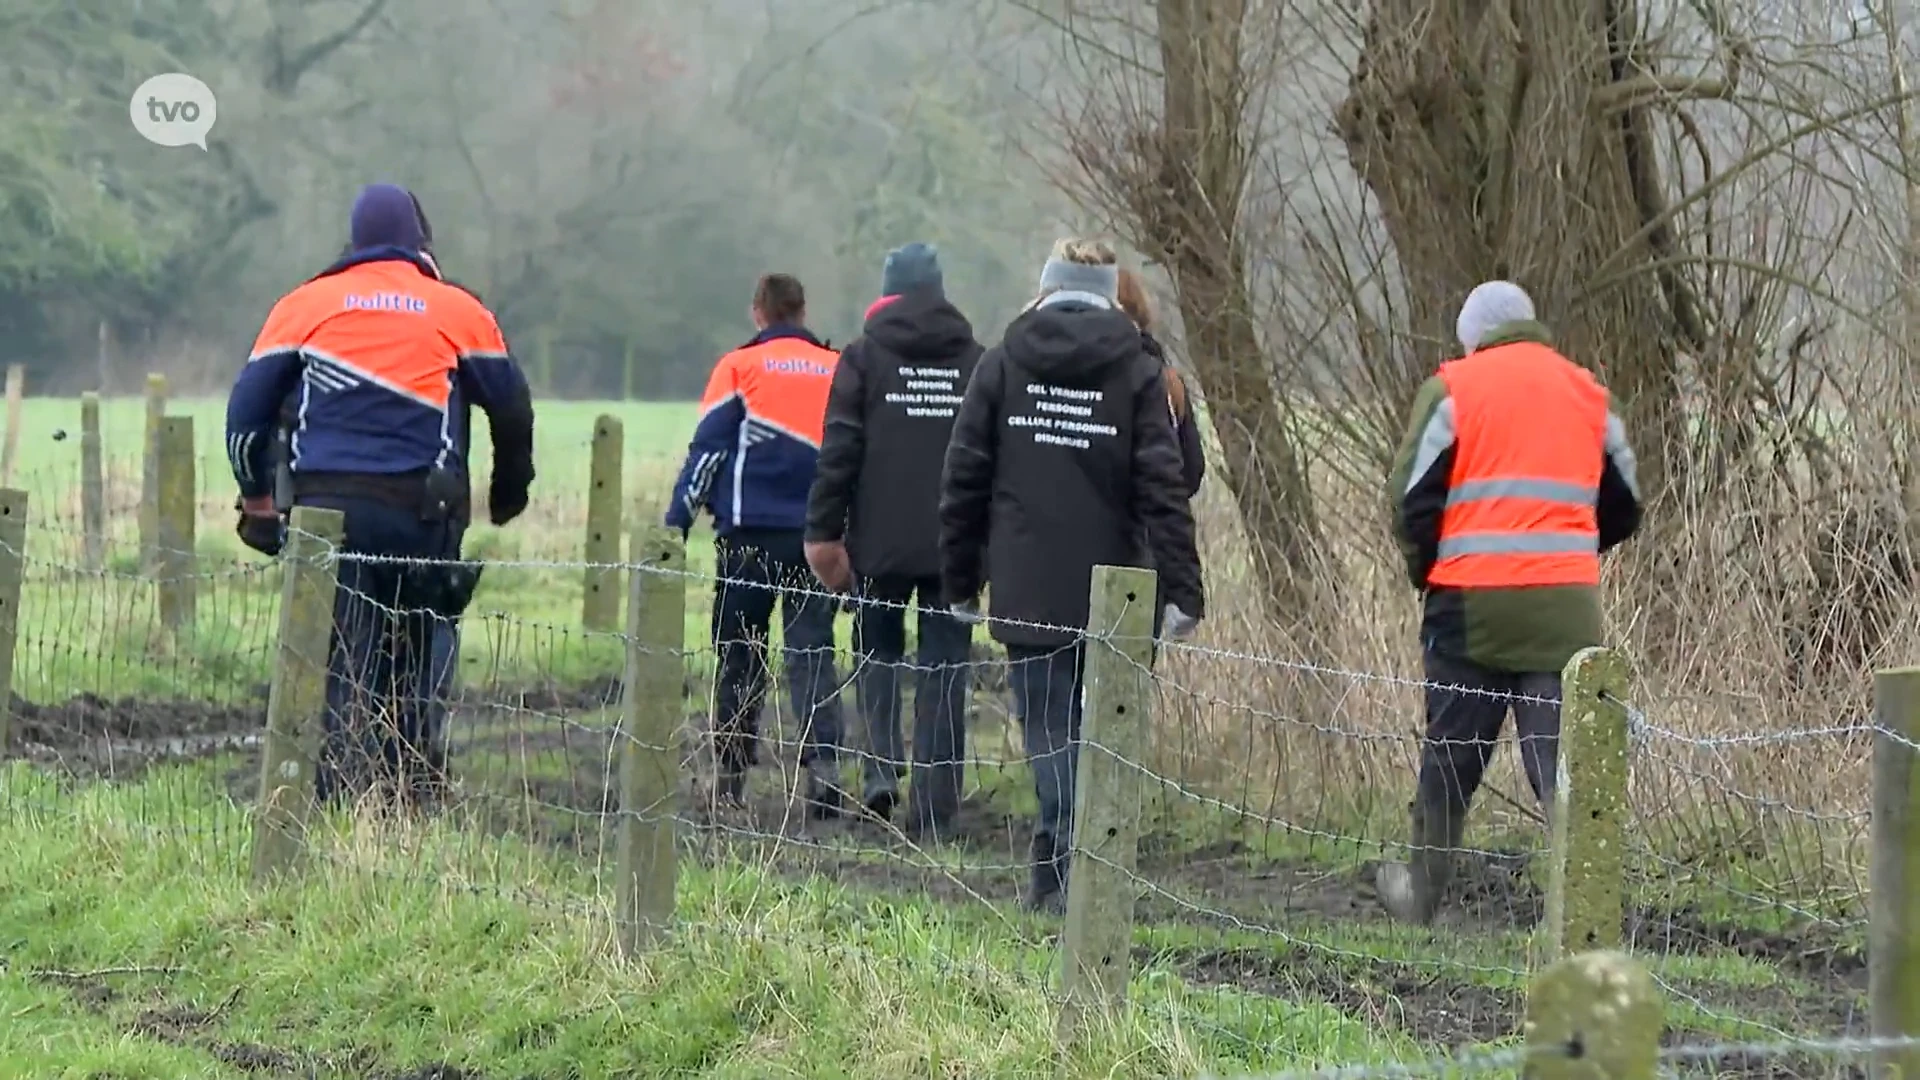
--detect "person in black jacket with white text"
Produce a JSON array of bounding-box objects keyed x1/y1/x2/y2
[
  {"x1": 939, "y1": 238, "x2": 1205, "y2": 913},
  {"x1": 805, "y1": 243, "x2": 985, "y2": 837}
]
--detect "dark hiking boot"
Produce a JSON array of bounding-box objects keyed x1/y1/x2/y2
[
  {"x1": 1377, "y1": 801, "x2": 1465, "y2": 925},
  {"x1": 1023, "y1": 832, "x2": 1068, "y2": 914},
  {"x1": 902, "y1": 804, "x2": 959, "y2": 845},
  {"x1": 713, "y1": 765, "x2": 747, "y2": 807},
  {"x1": 863, "y1": 788, "x2": 896, "y2": 823},
  {"x1": 804, "y1": 760, "x2": 846, "y2": 820}
]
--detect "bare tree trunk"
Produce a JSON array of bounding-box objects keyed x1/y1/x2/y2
[
  {"x1": 1336, "y1": 0, "x2": 1714, "y2": 498},
  {"x1": 1145, "y1": 0, "x2": 1331, "y2": 629},
  {"x1": 1881, "y1": 0, "x2": 1920, "y2": 519}
]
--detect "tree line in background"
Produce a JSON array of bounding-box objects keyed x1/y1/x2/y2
[
  {"x1": 11, "y1": 0, "x2": 1920, "y2": 716},
  {"x1": 1, "y1": 0, "x2": 1067, "y2": 399}
]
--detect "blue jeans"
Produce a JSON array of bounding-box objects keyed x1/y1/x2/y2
[
  {"x1": 304, "y1": 495, "x2": 465, "y2": 806},
  {"x1": 1008, "y1": 643, "x2": 1087, "y2": 900},
  {"x1": 710, "y1": 529, "x2": 845, "y2": 773},
  {"x1": 852, "y1": 575, "x2": 972, "y2": 828}
]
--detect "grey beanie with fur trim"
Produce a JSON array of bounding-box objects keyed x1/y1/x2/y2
[{"x1": 1038, "y1": 256, "x2": 1119, "y2": 301}]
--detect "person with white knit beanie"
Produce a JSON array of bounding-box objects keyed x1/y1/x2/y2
[
  {"x1": 1375, "y1": 278, "x2": 1645, "y2": 926},
  {"x1": 1454, "y1": 280, "x2": 1537, "y2": 353}
]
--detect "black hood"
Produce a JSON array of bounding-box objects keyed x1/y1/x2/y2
[
  {"x1": 865, "y1": 290, "x2": 975, "y2": 358},
  {"x1": 1002, "y1": 299, "x2": 1141, "y2": 382}
]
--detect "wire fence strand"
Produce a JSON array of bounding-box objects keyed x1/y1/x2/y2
[{"x1": 0, "y1": 508, "x2": 1903, "y2": 1078}]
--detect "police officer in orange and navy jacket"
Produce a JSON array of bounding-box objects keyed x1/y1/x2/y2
[
  {"x1": 667, "y1": 273, "x2": 848, "y2": 814},
  {"x1": 1376, "y1": 279, "x2": 1642, "y2": 924},
  {"x1": 227, "y1": 182, "x2": 536, "y2": 808}
]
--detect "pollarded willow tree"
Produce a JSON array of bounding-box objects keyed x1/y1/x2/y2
[
  {"x1": 1335, "y1": 0, "x2": 1920, "y2": 668},
  {"x1": 1031, "y1": 0, "x2": 1920, "y2": 669},
  {"x1": 1333, "y1": 0, "x2": 1747, "y2": 499},
  {"x1": 1044, "y1": 0, "x2": 1333, "y2": 633}
]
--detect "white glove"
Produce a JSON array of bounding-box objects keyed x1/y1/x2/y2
[
  {"x1": 950, "y1": 599, "x2": 986, "y2": 625},
  {"x1": 1162, "y1": 604, "x2": 1199, "y2": 641}
]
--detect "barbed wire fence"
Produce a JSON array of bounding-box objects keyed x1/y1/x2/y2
[{"x1": 0, "y1": 421, "x2": 1913, "y2": 1076}]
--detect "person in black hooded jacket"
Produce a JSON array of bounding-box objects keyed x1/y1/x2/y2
[
  {"x1": 939, "y1": 238, "x2": 1206, "y2": 913},
  {"x1": 805, "y1": 243, "x2": 984, "y2": 836}
]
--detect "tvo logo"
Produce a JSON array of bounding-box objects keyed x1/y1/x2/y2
[{"x1": 129, "y1": 73, "x2": 217, "y2": 150}]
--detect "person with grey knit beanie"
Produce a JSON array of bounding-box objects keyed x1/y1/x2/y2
[
  {"x1": 939, "y1": 237, "x2": 1205, "y2": 913},
  {"x1": 805, "y1": 241, "x2": 983, "y2": 837},
  {"x1": 1375, "y1": 279, "x2": 1644, "y2": 926}
]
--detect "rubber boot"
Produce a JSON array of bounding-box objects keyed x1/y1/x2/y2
[
  {"x1": 804, "y1": 758, "x2": 845, "y2": 820},
  {"x1": 1023, "y1": 832, "x2": 1068, "y2": 915},
  {"x1": 714, "y1": 765, "x2": 747, "y2": 807},
  {"x1": 1376, "y1": 801, "x2": 1464, "y2": 925},
  {"x1": 710, "y1": 731, "x2": 750, "y2": 809},
  {"x1": 902, "y1": 760, "x2": 962, "y2": 842}
]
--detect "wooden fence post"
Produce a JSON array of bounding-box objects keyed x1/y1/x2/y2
[
  {"x1": 0, "y1": 491, "x2": 29, "y2": 752},
  {"x1": 1524, "y1": 950, "x2": 1663, "y2": 1079},
  {"x1": 1542, "y1": 646, "x2": 1633, "y2": 963},
  {"x1": 0, "y1": 365, "x2": 22, "y2": 488},
  {"x1": 583, "y1": 414, "x2": 625, "y2": 632},
  {"x1": 1057, "y1": 564, "x2": 1158, "y2": 1043},
  {"x1": 79, "y1": 393, "x2": 104, "y2": 570},
  {"x1": 252, "y1": 505, "x2": 345, "y2": 880},
  {"x1": 155, "y1": 417, "x2": 196, "y2": 633},
  {"x1": 615, "y1": 522, "x2": 686, "y2": 955},
  {"x1": 140, "y1": 373, "x2": 168, "y2": 571},
  {"x1": 1872, "y1": 666, "x2": 1920, "y2": 1079}
]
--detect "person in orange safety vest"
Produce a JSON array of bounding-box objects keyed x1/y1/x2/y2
[
  {"x1": 665, "y1": 273, "x2": 849, "y2": 815},
  {"x1": 1376, "y1": 280, "x2": 1643, "y2": 924}
]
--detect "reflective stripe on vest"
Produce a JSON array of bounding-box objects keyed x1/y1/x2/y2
[{"x1": 1426, "y1": 340, "x2": 1608, "y2": 589}]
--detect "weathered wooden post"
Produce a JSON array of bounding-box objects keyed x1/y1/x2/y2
[
  {"x1": 0, "y1": 490, "x2": 29, "y2": 752},
  {"x1": 614, "y1": 522, "x2": 686, "y2": 955},
  {"x1": 583, "y1": 414, "x2": 625, "y2": 632},
  {"x1": 155, "y1": 417, "x2": 197, "y2": 633},
  {"x1": 0, "y1": 365, "x2": 23, "y2": 487},
  {"x1": 79, "y1": 393, "x2": 104, "y2": 570},
  {"x1": 1524, "y1": 950, "x2": 1663, "y2": 1079},
  {"x1": 251, "y1": 505, "x2": 345, "y2": 880},
  {"x1": 1057, "y1": 564, "x2": 1158, "y2": 1044},
  {"x1": 1542, "y1": 646, "x2": 1633, "y2": 962},
  {"x1": 140, "y1": 373, "x2": 168, "y2": 571},
  {"x1": 1872, "y1": 665, "x2": 1920, "y2": 1080}
]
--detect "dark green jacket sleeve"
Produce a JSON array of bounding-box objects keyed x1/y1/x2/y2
[{"x1": 1386, "y1": 375, "x2": 1454, "y2": 590}]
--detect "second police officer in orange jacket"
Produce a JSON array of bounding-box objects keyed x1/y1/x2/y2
[{"x1": 667, "y1": 274, "x2": 849, "y2": 814}]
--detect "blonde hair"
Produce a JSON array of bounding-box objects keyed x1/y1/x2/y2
[
  {"x1": 1116, "y1": 267, "x2": 1154, "y2": 330},
  {"x1": 1052, "y1": 237, "x2": 1117, "y2": 265},
  {"x1": 1113, "y1": 267, "x2": 1190, "y2": 420}
]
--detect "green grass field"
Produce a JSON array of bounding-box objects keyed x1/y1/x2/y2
[
  {"x1": 2, "y1": 396, "x2": 740, "y2": 703},
  {"x1": 0, "y1": 393, "x2": 1877, "y2": 1078}
]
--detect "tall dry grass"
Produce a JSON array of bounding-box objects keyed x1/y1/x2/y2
[{"x1": 1145, "y1": 390, "x2": 1918, "y2": 932}]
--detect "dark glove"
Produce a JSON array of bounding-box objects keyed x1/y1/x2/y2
[
  {"x1": 234, "y1": 499, "x2": 284, "y2": 557},
  {"x1": 489, "y1": 475, "x2": 529, "y2": 526}
]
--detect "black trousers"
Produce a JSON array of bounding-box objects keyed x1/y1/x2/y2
[
  {"x1": 851, "y1": 574, "x2": 973, "y2": 825},
  {"x1": 308, "y1": 495, "x2": 465, "y2": 806},
  {"x1": 1415, "y1": 649, "x2": 1562, "y2": 816},
  {"x1": 709, "y1": 528, "x2": 845, "y2": 773},
  {"x1": 1007, "y1": 642, "x2": 1086, "y2": 899}
]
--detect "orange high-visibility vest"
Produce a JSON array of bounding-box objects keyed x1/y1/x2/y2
[{"x1": 1426, "y1": 340, "x2": 1609, "y2": 589}]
